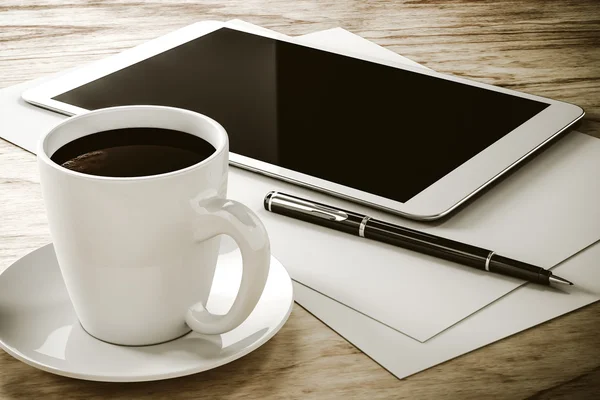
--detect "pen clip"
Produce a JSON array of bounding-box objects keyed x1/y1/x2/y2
[{"x1": 270, "y1": 194, "x2": 349, "y2": 222}]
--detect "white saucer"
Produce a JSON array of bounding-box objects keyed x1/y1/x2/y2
[{"x1": 0, "y1": 242, "x2": 294, "y2": 382}]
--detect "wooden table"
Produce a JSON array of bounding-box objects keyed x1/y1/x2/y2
[{"x1": 1, "y1": 1, "x2": 599, "y2": 398}]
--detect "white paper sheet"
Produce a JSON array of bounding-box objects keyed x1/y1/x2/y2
[
  {"x1": 294, "y1": 240, "x2": 600, "y2": 379},
  {"x1": 280, "y1": 25, "x2": 600, "y2": 379},
  {"x1": 0, "y1": 77, "x2": 66, "y2": 152},
  {"x1": 1, "y1": 21, "x2": 599, "y2": 343},
  {"x1": 225, "y1": 21, "x2": 600, "y2": 342},
  {"x1": 271, "y1": 24, "x2": 600, "y2": 379}
]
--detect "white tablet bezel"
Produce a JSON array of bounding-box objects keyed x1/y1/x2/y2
[{"x1": 22, "y1": 21, "x2": 584, "y2": 220}]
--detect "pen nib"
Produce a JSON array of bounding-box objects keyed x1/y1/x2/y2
[{"x1": 549, "y1": 275, "x2": 573, "y2": 286}]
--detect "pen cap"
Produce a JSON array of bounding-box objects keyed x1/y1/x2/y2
[
  {"x1": 264, "y1": 191, "x2": 276, "y2": 210},
  {"x1": 264, "y1": 191, "x2": 365, "y2": 234}
]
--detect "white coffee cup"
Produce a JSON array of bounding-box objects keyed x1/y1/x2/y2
[{"x1": 37, "y1": 105, "x2": 270, "y2": 346}]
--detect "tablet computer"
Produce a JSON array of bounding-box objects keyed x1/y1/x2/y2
[{"x1": 22, "y1": 21, "x2": 584, "y2": 221}]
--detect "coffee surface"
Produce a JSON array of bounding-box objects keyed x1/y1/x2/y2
[{"x1": 51, "y1": 127, "x2": 216, "y2": 177}]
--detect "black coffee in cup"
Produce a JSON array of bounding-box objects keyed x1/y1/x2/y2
[{"x1": 50, "y1": 127, "x2": 215, "y2": 177}]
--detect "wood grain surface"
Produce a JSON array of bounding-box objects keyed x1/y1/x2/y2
[{"x1": 1, "y1": 1, "x2": 599, "y2": 399}]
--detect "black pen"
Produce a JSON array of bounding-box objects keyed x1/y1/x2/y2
[{"x1": 264, "y1": 191, "x2": 573, "y2": 287}]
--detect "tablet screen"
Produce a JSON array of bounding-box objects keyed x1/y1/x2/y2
[{"x1": 53, "y1": 28, "x2": 549, "y2": 203}]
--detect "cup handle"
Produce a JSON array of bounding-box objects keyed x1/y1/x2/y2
[{"x1": 185, "y1": 198, "x2": 270, "y2": 335}]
